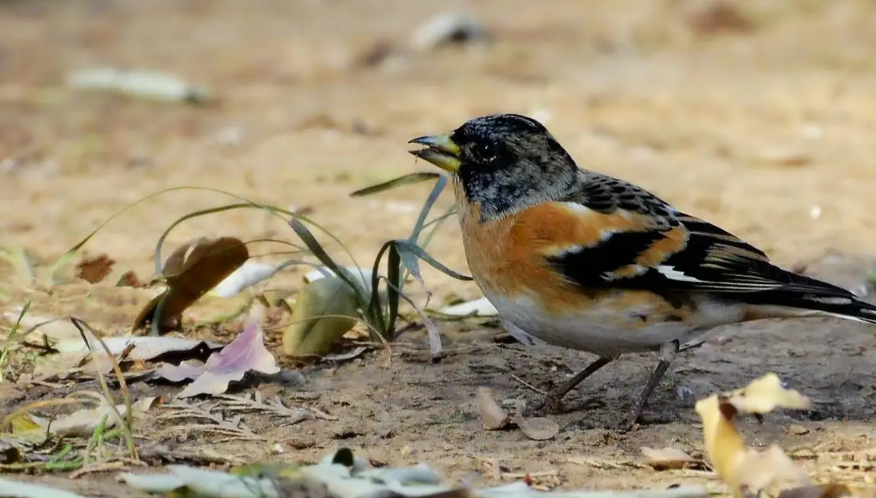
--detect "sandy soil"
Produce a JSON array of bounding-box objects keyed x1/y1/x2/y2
[{"x1": 2, "y1": 0, "x2": 876, "y2": 496}]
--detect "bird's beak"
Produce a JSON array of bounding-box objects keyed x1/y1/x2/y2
[{"x1": 408, "y1": 133, "x2": 462, "y2": 173}]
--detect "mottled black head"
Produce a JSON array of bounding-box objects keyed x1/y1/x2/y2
[{"x1": 409, "y1": 114, "x2": 580, "y2": 219}]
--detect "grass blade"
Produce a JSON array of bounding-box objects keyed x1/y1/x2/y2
[
  {"x1": 394, "y1": 240, "x2": 472, "y2": 282},
  {"x1": 349, "y1": 172, "x2": 441, "y2": 197},
  {"x1": 289, "y1": 219, "x2": 369, "y2": 304},
  {"x1": 409, "y1": 175, "x2": 447, "y2": 244},
  {"x1": 0, "y1": 300, "x2": 31, "y2": 383}
]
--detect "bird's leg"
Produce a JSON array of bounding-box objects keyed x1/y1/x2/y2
[
  {"x1": 624, "y1": 340, "x2": 680, "y2": 431},
  {"x1": 531, "y1": 356, "x2": 614, "y2": 414}
]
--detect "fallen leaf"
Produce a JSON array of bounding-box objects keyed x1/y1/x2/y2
[
  {"x1": 153, "y1": 360, "x2": 205, "y2": 382},
  {"x1": 115, "y1": 270, "x2": 142, "y2": 287},
  {"x1": 476, "y1": 387, "x2": 510, "y2": 430},
  {"x1": 8, "y1": 312, "x2": 81, "y2": 346},
  {"x1": 75, "y1": 254, "x2": 115, "y2": 284},
  {"x1": 0, "y1": 478, "x2": 90, "y2": 498},
  {"x1": 438, "y1": 297, "x2": 498, "y2": 317},
  {"x1": 29, "y1": 397, "x2": 159, "y2": 437},
  {"x1": 686, "y1": 1, "x2": 753, "y2": 36},
  {"x1": 735, "y1": 446, "x2": 811, "y2": 496},
  {"x1": 133, "y1": 237, "x2": 249, "y2": 333},
  {"x1": 53, "y1": 336, "x2": 222, "y2": 360},
  {"x1": 513, "y1": 415, "x2": 559, "y2": 441},
  {"x1": 642, "y1": 447, "x2": 700, "y2": 470},
  {"x1": 283, "y1": 276, "x2": 359, "y2": 357},
  {"x1": 304, "y1": 265, "x2": 374, "y2": 292},
  {"x1": 158, "y1": 318, "x2": 279, "y2": 397},
  {"x1": 32, "y1": 352, "x2": 91, "y2": 380},
  {"x1": 66, "y1": 68, "x2": 210, "y2": 104},
  {"x1": 212, "y1": 261, "x2": 280, "y2": 297},
  {"x1": 695, "y1": 373, "x2": 813, "y2": 498},
  {"x1": 777, "y1": 484, "x2": 858, "y2": 498},
  {"x1": 510, "y1": 399, "x2": 559, "y2": 441}
]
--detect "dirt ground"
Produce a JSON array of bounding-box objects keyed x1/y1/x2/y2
[{"x1": 3, "y1": 0, "x2": 876, "y2": 496}]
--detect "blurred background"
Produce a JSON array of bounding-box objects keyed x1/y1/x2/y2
[{"x1": 2, "y1": 0, "x2": 876, "y2": 299}]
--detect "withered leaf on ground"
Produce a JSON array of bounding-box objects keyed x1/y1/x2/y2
[
  {"x1": 133, "y1": 237, "x2": 249, "y2": 333},
  {"x1": 75, "y1": 253, "x2": 116, "y2": 284},
  {"x1": 641, "y1": 447, "x2": 702, "y2": 471},
  {"x1": 53, "y1": 335, "x2": 223, "y2": 360},
  {"x1": 511, "y1": 399, "x2": 559, "y2": 441},
  {"x1": 476, "y1": 387, "x2": 510, "y2": 430},
  {"x1": 696, "y1": 373, "x2": 813, "y2": 498},
  {"x1": 24, "y1": 397, "x2": 159, "y2": 437},
  {"x1": 474, "y1": 389, "x2": 558, "y2": 440},
  {"x1": 283, "y1": 276, "x2": 359, "y2": 357},
  {"x1": 154, "y1": 318, "x2": 279, "y2": 397}
]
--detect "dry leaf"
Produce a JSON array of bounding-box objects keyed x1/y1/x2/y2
[
  {"x1": 695, "y1": 373, "x2": 813, "y2": 498},
  {"x1": 642, "y1": 447, "x2": 699, "y2": 470},
  {"x1": 212, "y1": 261, "x2": 279, "y2": 297},
  {"x1": 438, "y1": 297, "x2": 498, "y2": 317},
  {"x1": 53, "y1": 336, "x2": 222, "y2": 360},
  {"x1": 510, "y1": 399, "x2": 558, "y2": 440},
  {"x1": 9, "y1": 312, "x2": 82, "y2": 346},
  {"x1": 476, "y1": 387, "x2": 510, "y2": 430},
  {"x1": 513, "y1": 415, "x2": 559, "y2": 441},
  {"x1": 66, "y1": 68, "x2": 210, "y2": 104},
  {"x1": 283, "y1": 276, "x2": 359, "y2": 357},
  {"x1": 30, "y1": 397, "x2": 159, "y2": 437},
  {"x1": 133, "y1": 237, "x2": 249, "y2": 332},
  {"x1": 75, "y1": 254, "x2": 116, "y2": 284},
  {"x1": 155, "y1": 318, "x2": 279, "y2": 397},
  {"x1": 777, "y1": 484, "x2": 858, "y2": 498}
]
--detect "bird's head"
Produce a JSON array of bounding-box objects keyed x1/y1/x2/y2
[{"x1": 409, "y1": 113, "x2": 579, "y2": 220}]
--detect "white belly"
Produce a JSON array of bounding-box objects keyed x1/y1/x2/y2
[{"x1": 483, "y1": 288, "x2": 745, "y2": 357}]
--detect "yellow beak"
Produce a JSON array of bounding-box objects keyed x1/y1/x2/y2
[{"x1": 408, "y1": 133, "x2": 462, "y2": 173}]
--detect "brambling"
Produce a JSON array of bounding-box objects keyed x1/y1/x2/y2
[{"x1": 409, "y1": 113, "x2": 876, "y2": 428}]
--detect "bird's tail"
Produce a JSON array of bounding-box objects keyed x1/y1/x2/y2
[
  {"x1": 794, "y1": 295, "x2": 876, "y2": 325},
  {"x1": 744, "y1": 287, "x2": 876, "y2": 325}
]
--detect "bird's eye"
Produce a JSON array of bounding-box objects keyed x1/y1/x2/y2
[{"x1": 468, "y1": 142, "x2": 497, "y2": 164}]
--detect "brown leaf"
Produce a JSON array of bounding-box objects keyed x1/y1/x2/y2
[
  {"x1": 475, "y1": 387, "x2": 510, "y2": 430},
  {"x1": 133, "y1": 237, "x2": 249, "y2": 332},
  {"x1": 687, "y1": 1, "x2": 753, "y2": 36},
  {"x1": 116, "y1": 270, "x2": 143, "y2": 288},
  {"x1": 777, "y1": 484, "x2": 857, "y2": 498},
  {"x1": 641, "y1": 447, "x2": 699, "y2": 470},
  {"x1": 75, "y1": 254, "x2": 116, "y2": 284}
]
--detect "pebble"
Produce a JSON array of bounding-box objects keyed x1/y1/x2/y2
[
  {"x1": 409, "y1": 13, "x2": 487, "y2": 52},
  {"x1": 788, "y1": 424, "x2": 810, "y2": 435}
]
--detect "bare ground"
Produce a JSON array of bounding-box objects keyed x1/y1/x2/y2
[{"x1": 2, "y1": 0, "x2": 876, "y2": 496}]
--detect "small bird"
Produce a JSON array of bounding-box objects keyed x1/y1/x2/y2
[{"x1": 409, "y1": 113, "x2": 876, "y2": 428}]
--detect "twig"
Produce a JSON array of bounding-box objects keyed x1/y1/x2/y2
[
  {"x1": 512, "y1": 374, "x2": 548, "y2": 396},
  {"x1": 69, "y1": 460, "x2": 128, "y2": 478}
]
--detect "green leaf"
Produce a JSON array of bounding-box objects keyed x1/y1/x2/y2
[
  {"x1": 409, "y1": 175, "x2": 448, "y2": 244},
  {"x1": 393, "y1": 240, "x2": 471, "y2": 282},
  {"x1": 288, "y1": 220, "x2": 369, "y2": 305},
  {"x1": 349, "y1": 172, "x2": 441, "y2": 197}
]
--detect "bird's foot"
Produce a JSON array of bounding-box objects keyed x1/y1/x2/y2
[{"x1": 527, "y1": 392, "x2": 565, "y2": 416}]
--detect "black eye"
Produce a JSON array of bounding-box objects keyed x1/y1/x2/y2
[{"x1": 469, "y1": 142, "x2": 497, "y2": 163}]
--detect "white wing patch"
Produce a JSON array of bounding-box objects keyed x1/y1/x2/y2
[
  {"x1": 656, "y1": 265, "x2": 704, "y2": 283},
  {"x1": 805, "y1": 296, "x2": 853, "y2": 306}
]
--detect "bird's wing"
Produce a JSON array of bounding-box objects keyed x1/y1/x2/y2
[{"x1": 537, "y1": 172, "x2": 855, "y2": 298}]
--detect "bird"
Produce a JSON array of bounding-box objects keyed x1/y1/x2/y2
[{"x1": 408, "y1": 113, "x2": 876, "y2": 428}]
